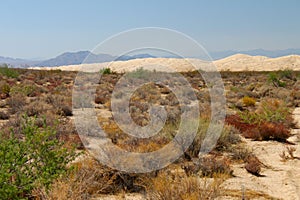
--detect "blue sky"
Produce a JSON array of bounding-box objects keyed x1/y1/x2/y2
[{"x1": 1, "y1": 0, "x2": 300, "y2": 59}]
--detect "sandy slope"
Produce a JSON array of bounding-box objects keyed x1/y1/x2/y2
[
  {"x1": 31, "y1": 54, "x2": 300, "y2": 72},
  {"x1": 215, "y1": 54, "x2": 300, "y2": 71}
]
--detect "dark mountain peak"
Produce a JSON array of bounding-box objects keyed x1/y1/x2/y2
[{"x1": 35, "y1": 51, "x2": 114, "y2": 67}]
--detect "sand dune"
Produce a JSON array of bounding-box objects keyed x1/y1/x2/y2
[
  {"x1": 31, "y1": 54, "x2": 300, "y2": 72},
  {"x1": 215, "y1": 54, "x2": 300, "y2": 71}
]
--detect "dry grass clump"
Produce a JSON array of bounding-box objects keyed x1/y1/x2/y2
[
  {"x1": 197, "y1": 156, "x2": 233, "y2": 177},
  {"x1": 280, "y1": 146, "x2": 298, "y2": 161},
  {"x1": 147, "y1": 171, "x2": 225, "y2": 200},
  {"x1": 45, "y1": 94, "x2": 73, "y2": 116},
  {"x1": 230, "y1": 145, "x2": 253, "y2": 162},
  {"x1": 22, "y1": 100, "x2": 52, "y2": 117},
  {"x1": 187, "y1": 119, "x2": 241, "y2": 157},
  {"x1": 36, "y1": 158, "x2": 150, "y2": 200},
  {"x1": 7, "y1": 93, "x2": 26, "y2": 114}
]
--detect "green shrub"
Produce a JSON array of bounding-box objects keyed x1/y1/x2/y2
[
  {"x1": 0, "y1": 116, "x2": 78, "y2": 199},
  {"x1": 187, "y1": 118, "x2": 240, "y2": 157},
  {"x1": 0, "y1": 64, "x2": 19, "y2": 78},
  {"x1": 126, "y1": 67, "x2": 152, "y2": 79},
  {"x1": 268, "y1": 72, "x2": 286, "y2": 87},
  {"x1": 99, "y1": 67, "x2": 112, "y2": 75},
  {"x1": 239, "y1": 98, "x2": 289, "y2": 124},
  {"x1": 279, "y1": 68, "x2": 293, "y2": 79},
  {"x1": 0, "y1": 81, "x2": 10, "y2": 95},
  {"x1": 10, "y1": 84, "x2": 37, "y2": 97}
]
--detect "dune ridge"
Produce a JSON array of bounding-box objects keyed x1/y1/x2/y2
[{"x1": 31, "y1": 54, "x2": 300, "y2": 72}]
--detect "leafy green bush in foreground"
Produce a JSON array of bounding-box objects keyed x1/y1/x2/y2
[{"x1": 0, "y1": 116, "x2": 78, "y2": 199}]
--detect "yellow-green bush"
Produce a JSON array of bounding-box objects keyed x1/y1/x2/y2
[{"x1": 242, "y1": 96, "x2": 256, "y2": 107}]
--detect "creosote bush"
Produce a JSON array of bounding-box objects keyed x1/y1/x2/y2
[{"x1": 0, "y1": 116, "x2": 78, "y2": 199}]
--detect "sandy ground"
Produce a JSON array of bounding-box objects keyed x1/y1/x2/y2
[
  {"x1": 30, "y1": 54, "x2": 300, "y2": 72},
  {"x1": 222, "y1": 107, "x2": 300, "y2": 200}
]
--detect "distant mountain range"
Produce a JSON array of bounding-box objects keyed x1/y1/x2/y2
[{"x1": 2, "y1": 49, "x2": 300, "y2": 68}]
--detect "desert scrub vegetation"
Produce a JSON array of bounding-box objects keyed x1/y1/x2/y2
[
  {"x1": 226, "y1": 98, "x2": 293, "y2": 142},
  {"x1": 187, "y1": 118, "x2": 241, "y2": 157},
  {"x1": 0, "y1": 64, "x2": 19, "y2": 78},
  {"x1": 126, "y1": 67, "x2": 153, "y2": 79},
  {"x1": 10, "y1": 84, "x2": 39, "y2": 97},
  {"x1": 239, "y1": 98, "x2": 290, "y2": 124},
  {"x1": 0, "y1": 116, "x2": 78, "y2": 199},
  {"x1": 0, "y1": 81, "x2": 10, "y2": 99},
  {"x1": 268, "y1": 72, "x2": 286, "y2": 87},
  {"x1": 267, "y1": 69, "x2": 297, "y2": 88},
  {"x1": 0, "y1": 68, "x2": 297, "y2": 199}
]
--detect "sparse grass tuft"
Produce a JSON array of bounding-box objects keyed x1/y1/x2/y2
[
  {"x1": 147, "y1": 171, "x2": 225, "y2": 200},
  {"x1": 280, "y1": 146, "x2": 297, "y2": 161}
]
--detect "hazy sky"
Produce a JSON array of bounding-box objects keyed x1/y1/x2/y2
[{"x1": 1, "y1": 0, "x2": 300, "y2": 59}]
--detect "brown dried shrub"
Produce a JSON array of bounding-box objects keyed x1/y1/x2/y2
[
  {"x1": 242, "y1": 122, "x2": 291, "y2": 142},
  {"x1": 225, "y1": 114, "x2": 256, "y2": 133},
  {"x1": 198, "y1": 156, "x2": 233, "y2": 177},
  {"x1": 226, "y1": 114, "x2": 291, "y2": 143},
  {"x1": 7, "y1": 93, "x2": 26, "y2": 114},
  {"x1": 245, "y1": 155, "x2": 262, "y2": 176}
]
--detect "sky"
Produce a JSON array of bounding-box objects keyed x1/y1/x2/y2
[{"x1": 1, "y1": 0, "x2": 300, "y2": 59}]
